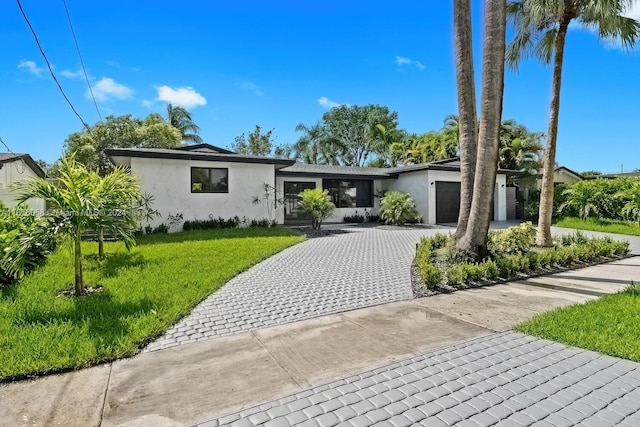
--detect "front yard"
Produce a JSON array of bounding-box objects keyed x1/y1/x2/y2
[
  {"x1": 555, "y1": 217, "x2": 640, "y2": 237},
  {"x1": 517, "y1": 283, "x2": 640, "y2": 362},
  {"x1": 0, "y1": 228, "x2": 304, "y2": 381}
]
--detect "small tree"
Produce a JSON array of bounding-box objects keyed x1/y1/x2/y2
[
  {"x1": 380, "y1": 191, "x2": 420, "y2": 225},
  {"x1": 559, "y1": 181, "x2": 601, "y2": 221},
  {"x1": 297, "y1": 188, "x2": 335, "y2": 230},
  {"x1": 252, "y1": 183, "x2": 284, "y2": 226},
  {"x1": 619, "y1": 180, "x2": 640, "y2": 226},
  {"x1": 91, "y1": 166, "x2": 141, "y2": 258}
]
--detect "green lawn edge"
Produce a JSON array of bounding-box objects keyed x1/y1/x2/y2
[
  {"x1": 515, "y1": 285, "x2": 640, "y2": 362},
  {"x1": 554, "y1": 217, "x2": 640, "y2": 237},
  {"x1": 0, "y1": 227, "x2": 305, "y2": 382}
]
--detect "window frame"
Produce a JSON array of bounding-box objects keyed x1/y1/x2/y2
[
  {"x1": 322, "y1": 179, "x2": 374, "y2": 208},
  {"x1": 190, "y1": 167, "x2": 229, "y2": 193}
]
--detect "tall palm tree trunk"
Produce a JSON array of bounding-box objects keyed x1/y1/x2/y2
[
  {"x1": 537, "y1": 20, "x2": 570, "y2": 247},
  {"x1": 453, "y1": 0, "x2": 478, "y2": 240},
  {"x1": 74, "y1": 227, "x2": 85, "y2": 296},
  {"x1": 457, "y1": 0, "x2": 506, "y2": 259}
]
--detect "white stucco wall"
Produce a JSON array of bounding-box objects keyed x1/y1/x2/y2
[
  {"x1": 382, "y1": 171, "x2": 429, "y2": 223},
  {"x1": 131, "y1": 157, "x2": 278, "y2": 229},
  {"x1": 275, "y1": 176, "x2": 383, "y2": 224},
  {"x1": 384, "y1": 169, "x2": 507, "y2": 225},
  {"x1": 0, "y1": 159, "x2": 45, "y2": 211}
]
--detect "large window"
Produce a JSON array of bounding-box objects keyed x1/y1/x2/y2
[
  {"x1": 191, "y1": 167, "x2": 228, "y2": 193},
  {"x1": 322, "y1": 179, "x2": 373, "y2": 208}
]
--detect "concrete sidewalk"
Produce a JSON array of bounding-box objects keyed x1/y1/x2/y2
[{"x1": 1, "y1": 257, "x2": 639, "y2": 427}]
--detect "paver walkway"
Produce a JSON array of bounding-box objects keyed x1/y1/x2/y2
[
  {"x1": 146, "y1": 226, "x2": 440, "y2": 351},
  {"x1": 201, "y1": 332, "x2": 640, "y2": 427}
]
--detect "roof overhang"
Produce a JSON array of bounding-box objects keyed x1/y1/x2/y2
[{"x1": 105, "y1": 148, "x2": 295, "y2": 169}]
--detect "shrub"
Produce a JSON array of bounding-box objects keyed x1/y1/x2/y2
[
  {"x1": 183, "y1": 216, "x2": 241, "y2": 231},
  {"x1": 489, "y1": 222, "x2": 535, "y2": 255},
  {"x1": 419, "y1": 262, "x2": 442, "y2": 288},
  {"x1": 0, "y1": 210, "x2": 58, "y2": 284},
  {"x1": 445, "y1": 265, "x2": 464, "y2": 287},
  {"x1": 249, "y1": 219, "x2": 274, "y2": 228},
  {"x1": 298, "y1": 188, "x2": 336, "y2": 230},
  {"x1": 343, "y1": 212, "x2": 365, "y2": 223},
  {"x1": 380, "y1": 191, "x2": 420, "y2": 225}
]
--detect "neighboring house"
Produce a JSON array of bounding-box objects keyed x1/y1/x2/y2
[
  {"x1": 549, "y1": 166, "x2": 584, "y2": 186},
  {"x1": 106, "y1": 145, "x2": 510, "y2": 229},
  {"x1": 0, "y1": 153, "x2": 46, "y2": 211}
]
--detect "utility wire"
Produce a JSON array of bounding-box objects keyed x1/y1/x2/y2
[
  {"x1": 62, "y1": 0, "x2": 102, "y2": 122},
  {"x1": 16, "y1": 0, "x2": 92, "y2": 132},
  {"x1": 0, "y1": 135, "x2": 26, "y2": 174}
]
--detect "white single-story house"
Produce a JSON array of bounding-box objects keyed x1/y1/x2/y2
[
  {"x1": 0, "y1": 153, "x2": 46, "y2": 211},
  {"x1": 106, "y1": 144, "x2": 510, "y2": 229}
]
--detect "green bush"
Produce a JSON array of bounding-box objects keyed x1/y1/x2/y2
[
  {"x1": 489, "y1": 222, "x2": 536, "y2": 254},
  {"x1": 0, "y1": 209, "x2": 58, "y2": 284},
  {"x1": 343, "y1": 212, "x2": 365, "y2": 223},
  {"x1": 419, "y1": 262, "x2": 442, "y2": 288},
  {"x1": 298, "y1": 188, "x2": 336, "y2": 230},
  {"x1": 380, "y1": 191, "x2": 421, "y2": 225},
  {"x1": 183, "y1": 216, "x2": 241, "y2": 231},
  {"x1": 445, "y1": 265, "x2": 464, "y2": 287}
]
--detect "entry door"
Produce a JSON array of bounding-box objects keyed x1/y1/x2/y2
[
  {"x1": 284, "y1": 182, "x2": 316, "y2": 220},
  {"x1": 435, "y1": 181, "x2": 461, "y2": 224}
]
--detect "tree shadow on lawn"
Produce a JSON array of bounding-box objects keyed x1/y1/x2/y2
[
  {"x1": 135, "y1": 227, "x2": 304, "y2": 246},
  {"x1": 85, "y1": 252, "x2": 148, "y2": 278},
  {"x1": 13, "y1": 292, "x2": 157, "y2": 355}
]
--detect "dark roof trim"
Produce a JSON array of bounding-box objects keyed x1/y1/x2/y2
[
  {"x1": 0, "y1": 154, "x2": 45, "y2": 178},
  {"x1": 174, "y1": 143, "x2": 236, "y2": 154},
  {"x1": 393, "y1": 164, "x2": 512, "y2": 175},
  {"x1": 277, "y1": 171, "x2": 398, "y2": 180},
  {"x1": 105, "y1": 148, "x2": 295, "y2": 168}
]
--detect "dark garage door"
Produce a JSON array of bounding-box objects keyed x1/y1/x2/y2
[{"x1": 435, "y1": 181, "x2": 461, "y2": 224}]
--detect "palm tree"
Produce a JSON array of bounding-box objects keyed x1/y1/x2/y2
[
  {"x1": 499, "y1": 119, "x2": 544, "y2": 175},
  {"x1": 16, "y1": 155, "x2": 100, "y2": 295},
  {"x1": 166, "y1": 103, "x2": 203, "y2": 144},
  {"x1": 91, "y1": 167, "x2": 141, "y2": 258},
  {"x1": 456, "y1": 0, "x2": 507, "y2": 259},
  {"x1": 452, "y1": 0, "x2": 478, "y2": 241},
  {"x1": 507, "y1": 0, "x2": 640, "y2": 246},
  {"x1": 15, "y1": 154, "x2": 141, "y2": 295},
  {"x1": 559, "y1": 181, "x2": 601, "y2": 221}
]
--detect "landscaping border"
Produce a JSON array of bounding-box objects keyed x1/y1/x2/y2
[{"x1": 411, "y1": 253, "x2": 634, "y2": 298}]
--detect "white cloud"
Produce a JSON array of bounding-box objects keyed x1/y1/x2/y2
[
  {"x1": 317, "y1": 96, "x2": 341, "y2": 109},
  {"x1": 241, "y1": 81, "x2": 264, "y2": 96},
  {"x1": 395, "y1": 56, "x2": 425, "y2": 70},
  {"x1": 91, "y1": 77, "x2": 134, "y2": 101},
  {"x1": 141, "y1": 100, "x2": 154, "y2": 108},
  {"x1": 18, "y1": 60, "x2": 44, "y2": 77},
  {"x1": 60, "y1": 69, "x2": 83, "y2": 79},
  {"x1": 156, "y1": 85, "x2": 207, "y2": 108}
]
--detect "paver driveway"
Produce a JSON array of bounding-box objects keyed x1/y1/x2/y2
[
  {"x1": 200, "y1": 332, "x2": 640, "y2": 427},
  {"x1": 146, "y1": 226, "x2": 441, "y2": 352}
]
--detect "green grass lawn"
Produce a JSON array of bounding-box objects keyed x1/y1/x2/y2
[
  {"x1": 555, "y1": 217, "x2": 640, "y2": 237},
  {"x1": 0, "y1": 227, "x2": 304, "y2": 381},
  {"x1": 517, "y1": 284, "x2": 640, "y2": 362}
]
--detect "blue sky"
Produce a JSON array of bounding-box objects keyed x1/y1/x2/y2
[{"x1": 1, "y1": 1, "x2": 639, "y2": 174}]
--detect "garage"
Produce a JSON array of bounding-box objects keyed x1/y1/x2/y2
[{"x1": 435, "y1": 181, "x2": 461, "y2": 224}]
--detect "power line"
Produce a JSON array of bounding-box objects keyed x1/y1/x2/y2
[
  {"x1": 0, "y1": 135, "x2": 26, "y2": 174},
  {"x1": 16, "y1": 0, "x2": 92, "y2": 132},
  {"x1": 62, "y1": 0, "x2": 102, "y2": 122}
]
